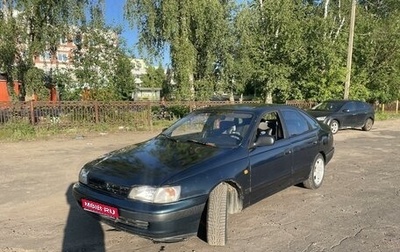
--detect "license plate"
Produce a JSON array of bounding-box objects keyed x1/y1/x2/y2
[{"x1": 82, "y1": 199, "x2": 119, "y2": 219}]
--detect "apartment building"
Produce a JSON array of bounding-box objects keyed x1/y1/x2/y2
[{"x1": 33, "y1": 37, "x2": 75, "y2": 73}]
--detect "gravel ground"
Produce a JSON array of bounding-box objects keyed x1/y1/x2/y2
[{"x1": 0, "y1": 119, "x2": 399, "y2": 252}]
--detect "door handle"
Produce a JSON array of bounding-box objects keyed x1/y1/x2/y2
[{"x1": 284, "y1": 149, "x2": 292, "y2": 155}]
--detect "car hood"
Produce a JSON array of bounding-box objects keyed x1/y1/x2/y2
[{"x1": 84, "y1": 136, "x2": 229, "y2": 186}]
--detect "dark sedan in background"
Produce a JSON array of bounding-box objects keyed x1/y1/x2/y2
[
  {"x1": 73, "y1": 104, "x2": 334, "y2": 246},
  {"x1": 307, "y1": 100, "x2": 375, "y2": 134}
]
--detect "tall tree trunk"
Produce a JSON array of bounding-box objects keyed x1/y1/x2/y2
[{"x1": 265, "y1": 91, "x2": 272, "y2": 104}]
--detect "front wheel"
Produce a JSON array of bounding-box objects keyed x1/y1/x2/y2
[
  {"x1": 207, "y1": 183, "x2": 228, "y2": 246},
  {"x1": 330, "y1": 120, "x2": 339, "y2": 134},
  {"x1": 303, "y1": 153, "x2": 325, "y2": 190},
  {"x1": 362, "y1": 118, "x2": 373, "y2": 131}
]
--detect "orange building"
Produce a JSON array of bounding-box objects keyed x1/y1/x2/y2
[{"x1": 0, "y1": 73, "x2": 21, "y2": 102}]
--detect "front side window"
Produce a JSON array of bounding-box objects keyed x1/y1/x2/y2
[{"x1": 254, "y1": 111, "x2": 284, "y2": 141}]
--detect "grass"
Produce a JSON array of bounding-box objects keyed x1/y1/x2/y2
[
  {"x1": 0, "y1": 122, "x2": 37, "y2": 141},
  {"x1": 0, "y1": 119, "x2": 175, "y2": 142},
  {"x1": 375, "y1": 111, "x2": 400, "y2": 121}
]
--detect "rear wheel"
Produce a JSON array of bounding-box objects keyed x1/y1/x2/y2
[
  {"x1": 362, "y1": 118, "x2": 373, "y2": 131},
  {"x1": 303, "y1": 153, "x2": 325, "y2": 190},
  {"x1": 330, "y1": 120, "x2": 339, "y2": 134},
  {"x1": 207, "y1": 183, "x2": 228, "y2": 246}
]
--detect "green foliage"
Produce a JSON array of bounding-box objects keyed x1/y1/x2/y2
[
  {"x1": 0, "y1": 122, "x2": 36, "y2": 141},
  {"x1": 194, "y1": 79, "x2": 215, "y2": 101},
  {"x1": 51, "y1": 69, "x2": 74, "y2": 100},
  {"x1": 152, "y1": 103, "x2": 189, "y2": 119},
  {"x1": 125, "y1": 0, "x2": 238, "y2": 101},
  {"x1": 0, "y1": 12, "x2": 17, "y2": 96},
  {"x1": 1, "y1": 0, "x2": 399, "y2": 106},
  {"x1": 0, "y1": 0, "x2": 100, "y2": 99},
  {"x1": 24, "y1": 68, "x2": 47, "y2": 99},
  {"x1": 351, "y1": 2, "x2": 400, "y2": 103},
  {"x1": 112, "y1": 54, "x2": 136, "y2": 100},
  {"x1": 141, "y1": 64, "x2": 165, "y2": 89},
  {"x1": 167, "y1": 105, "x2": 190, "y2": 119}
]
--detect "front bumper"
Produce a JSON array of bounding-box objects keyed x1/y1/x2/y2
[{"x1": 72, "y1": 182, "x2": 207, "y2": 242}]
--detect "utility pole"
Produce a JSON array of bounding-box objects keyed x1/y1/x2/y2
[{"x1": 344, "y1": 0, "x2": 356, "y2": 100}]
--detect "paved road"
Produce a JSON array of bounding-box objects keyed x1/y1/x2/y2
[{"x1": 0, "y1": 120, "x2": 399, "y2": 252}]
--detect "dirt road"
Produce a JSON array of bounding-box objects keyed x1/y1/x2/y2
[{"x1": 1, "y1": 120, "x2": 399, "y2": 252}]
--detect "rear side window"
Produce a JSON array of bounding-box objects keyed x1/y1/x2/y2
[
  {"x1": 299, "y1": 110, "x2": 319, "y2": 130},
  {"x1": 342, "y1": 102, "x2": 357, "y2": 112},
  {"x1": 281, "y1": 110, "x2": 310, "y2": 137},
  {"x1": 356, "y1": 101, "x2": 370, "y2": 111}
]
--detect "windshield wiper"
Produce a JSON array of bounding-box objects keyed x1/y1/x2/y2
[
  {"x1": 159, "y1": 133, "x2": 178, "y2": 142},
  {"x1": 186, "y1": 139, "x2": 216, "y2": 147}
]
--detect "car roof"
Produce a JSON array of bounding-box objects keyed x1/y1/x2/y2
[
  {"x1": 322, "y1": 99, "x2": 367, "y2": 103},
  {"x1": 195, "y1": 103, "x2": 300, "y2": 115}
]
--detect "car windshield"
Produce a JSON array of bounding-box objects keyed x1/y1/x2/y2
[
  {"x1": 312, "y1": 101, "x2": 344, "y2": 112},
  {"x1": 162, "y1": 110, "x2": 254, "y2": 148}
]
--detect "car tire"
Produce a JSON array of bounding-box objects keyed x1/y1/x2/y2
[
  {"x1": 362, "y1": 118, "x2": 373, "y2": 131},
  {"x1": 303, "y1": 153, "x2": 325, "y2": 190},
  {"x1": 330, "y1": 120, "x2": 339, "y2": 134},
  {"x1": 207, "y1": 182, "x2": 228, "y2": 246}
]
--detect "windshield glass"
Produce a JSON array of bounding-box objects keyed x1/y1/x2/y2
[
  {"x1": 312, "y1": 101, "x2": 344, "y2": 112},
  {"x1": 162, "y1": 110, "x2": 254, "y2": 148}
]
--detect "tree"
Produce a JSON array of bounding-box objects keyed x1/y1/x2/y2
[
  {"x1": 141, "y1": 64, "x2": 165, "y2": 89},
  {"x1": 352, "y1": 0, "x2": 400, "y2": 103},
  {"x1": 112, "y1": 53, "x2": 136, "y2": 100},
  {"x1": 0, "y1": 0, "x2": 105, "y2": 100},
  {"x1": 236, "y1": 0, "x2": 304, "y2": 103},
  {"x1": 0, "y1": 4, "x2": 18, "y2": 99},
  {"x1": 290, "y1": 0, "x2": 349, "y2": 102},
  {"x1": 72, "y1": 27, "x2": 124, "y2": 101},
  {"x1": 124, "y1": 0, "x2": 238, "y2": 100}
]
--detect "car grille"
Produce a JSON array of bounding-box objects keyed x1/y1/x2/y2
[{"x1": 88, "y1": 178, "x2": 130, "y2": 197}]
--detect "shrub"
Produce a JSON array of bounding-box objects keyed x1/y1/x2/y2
[{"x1": 167, "y1": 105, "x2": 190, "y2": 119}]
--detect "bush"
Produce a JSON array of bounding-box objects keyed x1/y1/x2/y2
[{"x1": 167, "y1": 105, "x2": 190, "y2": 119}]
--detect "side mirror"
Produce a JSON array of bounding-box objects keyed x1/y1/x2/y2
[
  {"x1": 342, "y1": 109, "x2": 350, "y2": 113},
  {"x1": 255, "y1": 135, "x2": 275, "y2": 147}
]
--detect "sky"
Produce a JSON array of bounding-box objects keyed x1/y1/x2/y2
[
  {"x1": 104, "y1": 0, "x2": 171, "y2": 67},
  {"x1": 104, "y1": 1, "x2": 137, "y2": 50}
]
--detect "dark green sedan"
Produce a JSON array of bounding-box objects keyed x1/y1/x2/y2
[{"x1": 73, "y1": 104, "x2": 334, "y2": 246}]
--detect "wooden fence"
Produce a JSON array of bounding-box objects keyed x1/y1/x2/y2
[
  {"x1": 0, "y1": 100, "x2": 259, "y2": 128},
  {"x1": 0, "y1": 100, "x2": 397, "y2": 129}
]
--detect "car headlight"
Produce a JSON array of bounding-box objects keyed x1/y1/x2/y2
[
  {"x1": 128, "y1": 185, "x2": 181, "y2": 203},
  {"x1": 316, "y1": 116, "x2": 326, "y2": 121},
  {"x1": 79, "y1": 167, "x2": 89, "y2": 185}
]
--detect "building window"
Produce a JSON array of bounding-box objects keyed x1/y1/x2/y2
[
  {"x1": 39, "y1": 51, "x2": 51, "y2": 62},
  {"x1": 57, "y1": 53, "x2": 68, "y2": 63}
]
